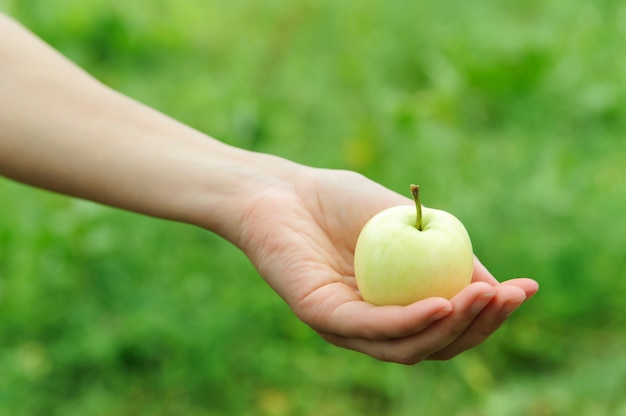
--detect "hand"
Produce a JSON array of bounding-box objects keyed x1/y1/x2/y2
[
  {"x1": 0, "y1": 14, "x2": 537, "y2": 364},
  {"x1": 234, "y1": 167, "x2": 538, "y2": 364}
]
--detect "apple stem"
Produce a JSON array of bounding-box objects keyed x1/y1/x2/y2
[{"x1": 410, "y1": 184, "x2": 423, "y2": 231}]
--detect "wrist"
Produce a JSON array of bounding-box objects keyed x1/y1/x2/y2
[{"x1": 183, "y1": 142, "x2": 306, "y2": 244}]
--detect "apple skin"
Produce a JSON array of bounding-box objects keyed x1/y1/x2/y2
[{"x1": 354, "y1": 205, "x2": 473, "y2": 306}]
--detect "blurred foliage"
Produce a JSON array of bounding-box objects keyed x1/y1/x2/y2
[{"x1": 1, "y1": 0, "x2": 626, "y2": 414}]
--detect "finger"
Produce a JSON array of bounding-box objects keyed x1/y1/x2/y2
[
  {"x1": 406, "y1": 282, "x2": 497, "y2": 357},
  {"x1": 499, "y1": 277, "x2": 539, "y2": 299},
  {"x1": 428, "y1": 284, "x2": 527, "y2": 360},
  {"x1": 303, "y1": 282, "x2": 453, "y2": 340},
  {"x1": 323, "y1": 282, "x2": 496, "y2": 365}
]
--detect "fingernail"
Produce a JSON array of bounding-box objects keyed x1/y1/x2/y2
[
  {"x1": 470, "y1": 292, "x2": 495, "y2": 314},
  {"x1": 501, "y1": 297, "x2": 526, "y2": 318},
  {"x1": 431, "y1": 306, "x2": 453, "y2": 321}
]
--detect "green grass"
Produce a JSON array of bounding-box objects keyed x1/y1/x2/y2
[{"x1": 1, "y1": 0, "x2": 626, "y2": 414}]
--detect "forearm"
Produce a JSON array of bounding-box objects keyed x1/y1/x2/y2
[{"x1": 0, "y1": 14, "x2": 300, "y2": 240}]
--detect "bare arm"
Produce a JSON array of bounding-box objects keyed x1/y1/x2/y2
[
  {"x1": 0, "y1": 13, "x2": 291, "y2": 239},
  {"x1": 0, "y1": 14, "x2": 538, "y2": 364}
]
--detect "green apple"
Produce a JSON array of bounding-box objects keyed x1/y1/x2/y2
[{"x1": 354, "y1": 185, "x2": 473, "y2": 306}]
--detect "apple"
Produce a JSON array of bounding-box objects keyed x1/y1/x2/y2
[{"x1": 354, "y1": 185, "x2": 473, "y2": 306}]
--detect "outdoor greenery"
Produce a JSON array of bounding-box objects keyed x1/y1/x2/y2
[{"x1": 1, "y1": 0, "x2": 626, "y2": 414}]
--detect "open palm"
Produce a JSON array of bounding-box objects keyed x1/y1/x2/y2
[{"x1": 234, "y1": 168, "x2": 538, "y2": 364}]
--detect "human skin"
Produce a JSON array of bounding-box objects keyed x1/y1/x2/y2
[{"x1": 0, "y1": 14, "x2": 538, "y2": 364}]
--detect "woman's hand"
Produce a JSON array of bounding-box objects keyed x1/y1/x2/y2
[
  {"x1": 0, "y1": 14, "x2": 538, "y2": 364},
  {"x1": 234, "y1": 167, "x2": 538, "y2": 364}
]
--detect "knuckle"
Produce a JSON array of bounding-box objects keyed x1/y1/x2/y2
[{"x1": 443, "y1": 322, "x2": 470, "y2": 339}]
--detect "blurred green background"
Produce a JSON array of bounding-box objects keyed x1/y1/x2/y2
[{"x1": 1, "y1": 0, "x2": 625, "y2": 415}]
